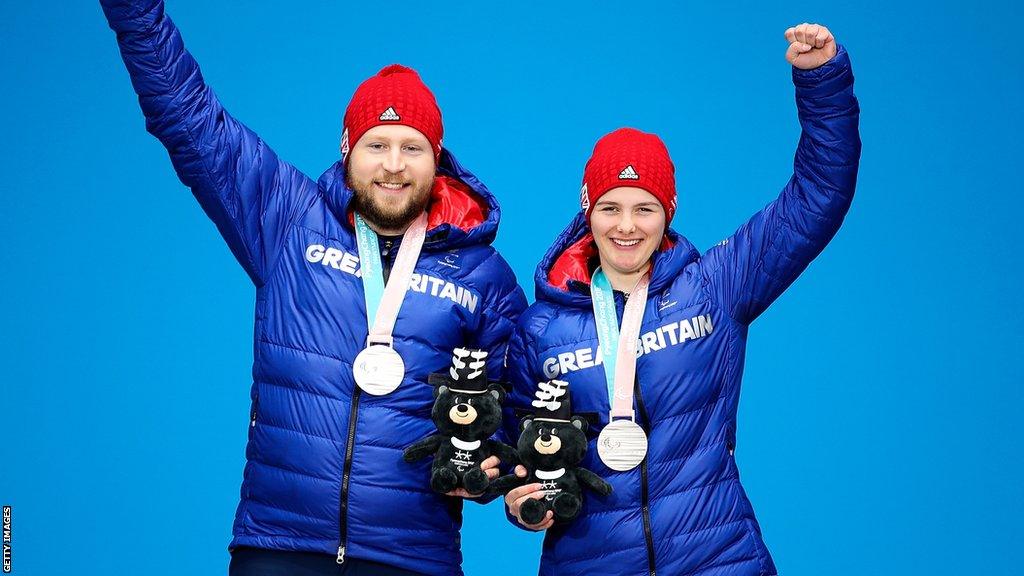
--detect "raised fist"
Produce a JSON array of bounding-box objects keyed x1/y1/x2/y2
[{"x1": 785, "y1": 23, "x2": 838, "y2": 70}]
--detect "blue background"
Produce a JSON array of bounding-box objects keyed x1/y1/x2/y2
[{"x1": 2, "y1": 0, "x2": 1021, "y2": 574}]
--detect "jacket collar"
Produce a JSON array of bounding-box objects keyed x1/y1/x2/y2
[{"x1": 534, "y1": 211, "x2": 699, "y2": 309}]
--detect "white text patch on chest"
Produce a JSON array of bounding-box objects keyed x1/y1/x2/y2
[
  {"x1": 541, "y1": 314, "x2": 714, "y2": 378},
  {"x1": 305, "y1": 244, "x2": 478, "y2": 313}
]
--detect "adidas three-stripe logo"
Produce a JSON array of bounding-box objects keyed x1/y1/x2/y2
[
  {"x1": 619, "y1": 165, "x2": 640, "y2": 180},
  {"x1": 379, "y1": 107, "x2": 401, "y2": 121}
]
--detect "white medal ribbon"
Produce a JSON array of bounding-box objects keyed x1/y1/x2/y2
[
  {"x1": 591, "y1": 268, "x2": 650, "y2": 471},
  {"x1": 351, "y1": 212, "x2": 428, "y2": 396}
]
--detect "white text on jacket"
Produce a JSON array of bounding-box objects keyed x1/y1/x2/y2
[
  {"x1": 305, "y1": 244, "x2": 479, "y2": 313},
  {"x1": 541, "y1": 314, "x2": 714, "y2": 378}
]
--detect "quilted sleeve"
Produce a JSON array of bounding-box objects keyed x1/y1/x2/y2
[
  {"x1": 500, "y1": 313, "x2": 544, "y2": 445},
  {"x1": 701, "y1": 45, "x2": 861, "y2": 324},
  {"x1": 101, "y1": 0, "x2": 313, "y2": 286},
  {"x1": 471, "y1": 252, "x2": 528, "y2": 383}
]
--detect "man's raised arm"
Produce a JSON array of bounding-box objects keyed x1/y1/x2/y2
[{"x1": 101, "y1": 0, "x2": 314, "y2": 285}]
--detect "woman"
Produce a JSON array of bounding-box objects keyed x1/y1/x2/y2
[{"x1": 502, "y1": 24, "x2": 860, "y2": 576}]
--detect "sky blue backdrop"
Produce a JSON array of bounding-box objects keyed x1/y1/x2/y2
[{"x1": 2, "y1": 0, "x2": 1022, "y2": 574}]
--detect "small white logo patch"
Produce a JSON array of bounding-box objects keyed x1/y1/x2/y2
[
  {"x1": 379, "y1": 107, "x2": 401, "y2": 121},
  {"x1": 658, "y1": 289, "x2": 677, "y2": 311},
  {"x1": 579, "y1": 183, "x2": 590, "y2": 211},
  {"x1": 438, "y1": 251, "x2": 461, "y2": 270},
  {"x1": 619, "y1": 165, "x2": 640, "y2": 180}
]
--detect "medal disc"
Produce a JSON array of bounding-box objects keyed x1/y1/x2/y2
[
  {"x1": 353, "y1": 345, "x2": 405, "y2": 396},
  {"x1": 597, "y1": 419, "x2": 648, "y2": 471}
]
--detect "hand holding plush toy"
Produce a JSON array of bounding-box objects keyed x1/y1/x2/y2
[
  {"x1": 403, "y1": 348, "x2": 518, "y2": 496},
  {"x1": 493, "y1": 380, "x2": 612, "y2": 526}
]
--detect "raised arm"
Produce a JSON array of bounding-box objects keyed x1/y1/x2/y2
[
  {"x1": 702, "y1": 24, "x2": 861, "y2": 324},
  {"x1": 101, "y1": 0, "x2": 314, "y2": 285}
]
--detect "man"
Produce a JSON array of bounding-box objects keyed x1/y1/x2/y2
[{"x1": 100, "y1": 1, "x2": 527, "y2": 574}]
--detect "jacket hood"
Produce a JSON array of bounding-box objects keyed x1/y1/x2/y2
[
  {"x1": 534, "y1": 211, "x2": 700, "y2": 309},
  {"x1": 318, "y1": 147, "x2": 502, "y2": 250}
]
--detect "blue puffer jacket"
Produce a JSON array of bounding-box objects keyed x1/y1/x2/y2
[
  {"x1": 504, "y1": 47, "x2": 859, "y2": 576},
  {"x1": 101, "y1": 1, "x2": 527, "y2": 573}
]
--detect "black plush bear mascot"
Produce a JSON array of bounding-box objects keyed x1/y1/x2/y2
[
  {"x1": 403, "y1": 348, "x2": 518, "y2": 495},
  {"x1": 491, "y1": 379, "x2": 612, "y2": 524}
]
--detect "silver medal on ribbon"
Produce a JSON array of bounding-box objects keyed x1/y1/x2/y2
[
  {"x1": 597, "y1": 419, "x2": 648, "y2": 471},
  {"x1": 351, "y1": 213, "x2": 427, "y2": 397},
  {"x1": 353, "y1": 345, "x2": 405, "y2": 396}
]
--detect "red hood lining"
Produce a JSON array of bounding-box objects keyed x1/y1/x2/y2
[
  {"x1": 347, "y1": 175, "x2": 488, "y2": 233},
  {"x1": 547, "y1": 233, "x2": 675, "y2": 291},
  {"x1": 427, "y1": 175, "x2": 487, "y2": 232}
]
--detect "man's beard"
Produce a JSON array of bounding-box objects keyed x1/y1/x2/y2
[{"x1": 347, "y1": 174, "x2": 434, "y2": 232}]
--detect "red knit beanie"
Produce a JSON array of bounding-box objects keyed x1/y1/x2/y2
[
  {"x1": 341, "y1": 64, "x2": 443, "y2": 159},
  {"x1": 580, "y1": 128, "x2": 677, "y2": 224}
]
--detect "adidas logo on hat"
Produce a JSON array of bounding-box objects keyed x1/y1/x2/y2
[
  {"x1": 618, "y1": 165, "x2": 640, "y2": 180},
  {"x1": 379, "y1": 107, "x2": 401, "y2": 121}
]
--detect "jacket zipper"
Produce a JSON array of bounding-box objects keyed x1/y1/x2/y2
[
  {"x1": 250, "y1": 390, "x2": 259, "y2": 428},
  {"x1": 337, "y1": 236, "x2": 395, "y2": 564},
  {"x1": 380, "y1": 238, "x2": 395, "y2": 282},
  {"x1": 336, "y1": 386, "x2": 361, "y2": 564},
  {"x1": 619, "y1": 290, "x2": 657, "y2": 576},
  {"x1": 635, "y1": 380, "x2": 657, "y2": 576}
]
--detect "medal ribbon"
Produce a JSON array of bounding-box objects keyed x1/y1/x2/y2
[
  {"x1": 591, "y1": 268, "x2": 650, "y2": 420},
  {"x1": 354, "y1": 212, "x2": 428, "y2": 346}
]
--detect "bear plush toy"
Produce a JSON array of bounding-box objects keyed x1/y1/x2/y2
[
  {"x1": 491, "y1": 379, "x2": 612, "y2": 524},
  {"x1": 403, "y1": 348, "x2": 518, "y2": 496}
]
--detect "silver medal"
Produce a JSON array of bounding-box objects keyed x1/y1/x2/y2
[
  {"x1": 597, "y1": 419, "x2": 648, "y2": 471},
  {"x1": 353, "y1": 345, "x2": 405, "y2": 396}
]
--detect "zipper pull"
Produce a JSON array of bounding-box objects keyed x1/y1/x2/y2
[
  {"x1": 336, "y1": 545, "x2": 346, "y2": 564},
  {"x1": 381, "y1": 239, "x2": 394, "y2": 258},
  {"x1": 250, "y1": 393, "x2": 259, "y2": 428}
]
